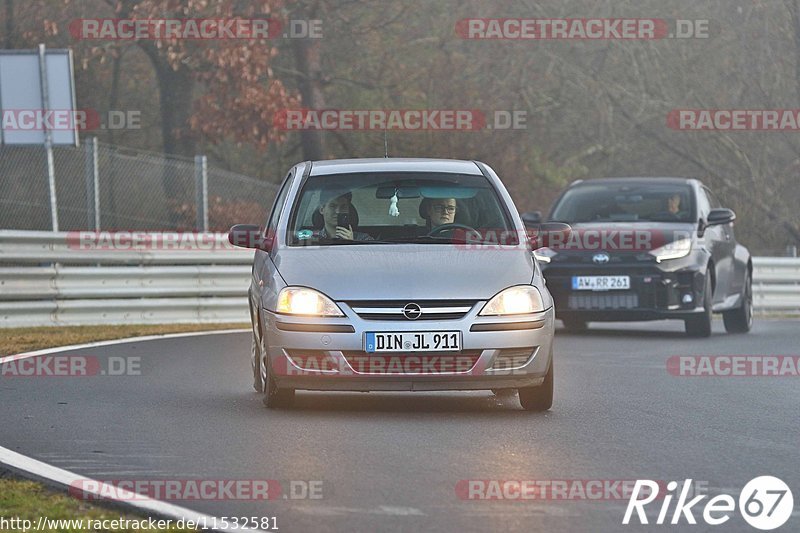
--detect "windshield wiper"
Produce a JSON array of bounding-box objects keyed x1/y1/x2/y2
[
  {"x1": 392, "y1": 235, "x2": 521, "y2": 245},
  {"x1": 643, "y1": 215, "x2": 688, "y2": 222},
  {"x1": 390, "y1": 235, "x2": 458, "y2": 243}
]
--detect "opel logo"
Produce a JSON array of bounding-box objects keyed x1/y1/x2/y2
[
  {"x1": 402, "y1": 302, "x2": 422, "y2": 320},
  {"x1": 593, "y1": 252, "x2": 610, "y2": 264}
]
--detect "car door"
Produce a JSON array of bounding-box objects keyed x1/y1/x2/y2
[
  {"x1": 251, "y1": 168, "x2": 295, "y2": 325},
  {"x1": 698, "y1": 186, "x2": 731, "y2": 304},
  {"x1": 704, "y1": 186, "x2": 738, "y2": 299}
]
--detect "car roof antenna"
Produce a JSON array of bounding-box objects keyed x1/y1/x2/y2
[{"x1": 383, "y1": 129, "x2": 389, "y2": 158}]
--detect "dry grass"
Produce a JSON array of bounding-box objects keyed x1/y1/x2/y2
[
  {"x1": 0, "y1": 479, "x2": 196, "y2": 531},
  {"x1": 0, "y1": 323, "x2": 248, "y2": 357}
]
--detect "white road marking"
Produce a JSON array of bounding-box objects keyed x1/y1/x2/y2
[
  {"x1": 0, "y1": 444, "x2": 266, "y2": 533},
  {"x1": 0, "y1": 328, "x2": 248, "y2": 364}
]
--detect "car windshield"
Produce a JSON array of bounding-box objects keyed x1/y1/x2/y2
[
  {"x1": 287, "y1": 172, "x2": 515, "y2": 245},
  {"x1": 550, "y1": 182, "x2": 696, "y2": 223}
]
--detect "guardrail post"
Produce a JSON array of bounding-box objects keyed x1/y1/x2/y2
[
  {"x1": 38, "y1": 43, "x2": 59, "y2": 232},
  {"x1": 195, "y1": 155, "x2": 208, "y2": 232},
  {"x1": 83, "y1": 136, "x2": 100, "y2": 230}
]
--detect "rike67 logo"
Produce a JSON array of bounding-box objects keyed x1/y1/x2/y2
[{"x1": 623, "y1": 477, "x2": 793, "y2": 530}]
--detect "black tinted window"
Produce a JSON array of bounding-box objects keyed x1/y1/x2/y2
[{"x1": 550, "y1": 182, "x2": 695, "y2": 223}]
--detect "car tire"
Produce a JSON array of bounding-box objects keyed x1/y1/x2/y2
[
  {"x1": 561, "y1": 317, "x2": 588, "y2": 332},
  {"x1": 723, "y1": 271, "x2": 753, "y2": 333},
  {"x1": 518, "y1": 356, "x2": 553, "y2": 412},
  {"x1": 259, "y1": 335, "x2": 295, "y2": 408},
  {"x1": 685, "y1": 274, "x2": 713, "y2": 338},
  {"x1": 252, "y1": 332, "x2": 263, "y2": 393}
]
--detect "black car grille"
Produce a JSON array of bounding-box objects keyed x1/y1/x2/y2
[
  {"x1": 344, "y1": 300, "x2": 477, "y2": 321},
  {"x1": 567, "y1": 292, "x2": 639, "y2": 310}
]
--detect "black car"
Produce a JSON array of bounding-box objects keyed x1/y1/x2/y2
[{"x1": 526, "y1": 178, "x2": 752, "y2": 337}]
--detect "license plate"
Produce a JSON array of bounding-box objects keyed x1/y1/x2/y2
[
  {"x1": 365, "y1": 331, "x2": 461, "y2": 353},
  {"x1": 572, "y1": 275, "x2": 630, "y2": 291}
]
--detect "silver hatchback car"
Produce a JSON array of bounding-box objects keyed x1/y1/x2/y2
[{"x1": 229, "y1": 158, "x2": 562, "y2": 411}]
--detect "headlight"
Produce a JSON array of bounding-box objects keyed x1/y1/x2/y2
[
  {"x1": 649, "y1": 239, "x2": 692, "y2": 263},
  {"x1": 276, "y1": 287, "x2": 344, "y2": 317},
  {"x1": 480, "y1": 286, "x2": 545, "y2": 316},
  {"x1": 533, "y1": 247, "x2": 557, "y2": 264}
]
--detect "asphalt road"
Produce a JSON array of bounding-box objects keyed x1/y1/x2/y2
[{"x1": 1, "y1": 319, "x2": 798, "y2": 532}]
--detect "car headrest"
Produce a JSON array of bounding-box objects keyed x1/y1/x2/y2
[
  {"x1": 312, "y1": 204, "x2": 360, "y2": 230},
  {"x1": 418, "y1": 198, "x2": 432, "y2": 220}
]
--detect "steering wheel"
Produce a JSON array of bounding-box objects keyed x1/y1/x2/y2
[
  {"x1": 652, "y1": 210, "x2": 681, "y2": 221},
  {"x1": 426, "y1": 223, "x2": 481, "y2": 240}
]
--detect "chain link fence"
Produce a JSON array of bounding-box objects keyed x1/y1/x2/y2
[{"x1": 0, "y1": 138, "x2": 278, "y2": 232}]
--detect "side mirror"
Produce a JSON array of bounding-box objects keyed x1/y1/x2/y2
[
  {"x1": 706, "y1": 208, "x2": 736, "y2": 226},
  {"x1": 528, "y1": 222, "x2": 571, "y2": 249},
  {"x1": 521, "y1": 211, "x2": 543, "y2": 228},
  {"x1": 228, "y1": 224, "x2": 273, "y2": 251}
]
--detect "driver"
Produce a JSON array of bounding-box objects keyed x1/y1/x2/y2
[
  {"x1": 425, "y1": 198, "x2": 457, "y2": 227},
  {"x1": 666, "y1": 193, "x2": 681, "y2": 215}
]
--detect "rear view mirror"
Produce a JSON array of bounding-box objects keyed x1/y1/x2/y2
[
  {"x1": 229, "y1": 224, "x2": 273, "y2": 251},
  {"x1": 375, "y1": 186, "x2": 420, "y2": 199},
  {"x1": 419, "y1": 186, "x2": 477, "y2": 199}
]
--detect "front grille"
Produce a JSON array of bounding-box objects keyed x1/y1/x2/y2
[
  {"x1": 567, "y1": 292, "x2": 639, "y2": 310},
  {"x1": 551, "y1": 252, "x2": 654, "y2": 265},
  {"x1": 544, "y1": 267, "x2": 662, "y2": 310},
  {"x1": 345, "y1": 300, "x2": 477, "y2": 321},
  {"x1": 340, "y1": 351, "x2": 481, "y2": 374}
]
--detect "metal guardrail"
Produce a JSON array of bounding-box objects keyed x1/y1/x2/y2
[
  {"x1": 0, "y1": 230, "x2": 254, "y2": 264},
  {"x1": 0, "y1": 231, "x2": 797, "y2": 327},
  {"x1": 0, "y1": 230, "x2": 254, "y2": 326},
  {"x1": 752, "y1": 257, "x2": 800, "y2": 312}
]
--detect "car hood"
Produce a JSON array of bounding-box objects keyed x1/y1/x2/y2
[
  {"x1": 551, "y1": 222, "x2": 697, "y2": 253},
  {"x1": 273, "y1": 245, "x2": 534, "y2": 300}
]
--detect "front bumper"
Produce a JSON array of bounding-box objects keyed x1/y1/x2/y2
[
  {"x1": 261, "y1": 304, "x2": 555, "y2": 391},
  {"x1": 543, "y1": 260, "x2": 708, "y2": 322}
]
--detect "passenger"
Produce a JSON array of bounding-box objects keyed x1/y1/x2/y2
[{"x1": 317, "y1": 190, "x2": 373, "y2": 241}]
